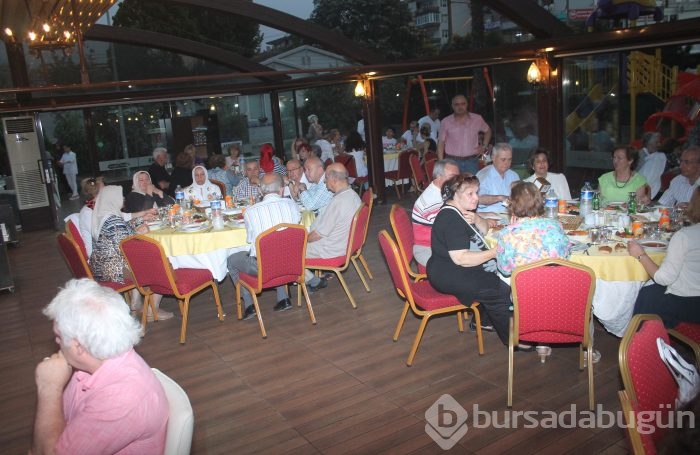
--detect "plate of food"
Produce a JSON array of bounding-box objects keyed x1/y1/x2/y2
[
  {"x1": 566, "y1": 230, "x2": 589, "y2": 243},
  {"x1": 638, "y1": 239, "x2": 668, "y2": 252},
  {"x1": 179, "y1": 221, "x2": 209, "y2": 232},
  {"x1": 595, "y1": 242, "x2": 628, "y2": 255},
  {"x1": 222, "y1": 207, "x2": 243, "y2": 216},
  {"x1": 194, "y1": 201, "x2": 211, "y2": 208},
  {"x1": 147, "y1": 220, "x2": 165, "y2": 231}
]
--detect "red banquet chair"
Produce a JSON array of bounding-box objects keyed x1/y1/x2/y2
[
  {"x1": 378, "y1": 230, "x2": 482, "y2": 366},
  {"x1": 509, "y1": 259, "x2": 596, "y2": 410},
  {"x1": 236, "y1": 223, "x2": 316, "y2": 338},
  {"x1": 348, "y1": 188, "x2": 374, "y2": 284},
  {"x1": 65, "y1": 219, "x2": 88, "y2": 262},
  {"x1": 306, "y1": 203, "x2": 369, "y2": 308},
  {"x1": 389, "y1": 204, "x2": 426, "y2": 280},
  {"x1": 384, "y1": 149, "x2": 416, "y2": 199},
  {"x1": 424, "y1": 158, "x2": 437, "y2": 182},
  {"x1": 120, "y1": 235, "x2": 224, "y2": 343},
  {"x1": 335, "y1": 154, "x2": 368, "y2": 194},
  {"x1": 409, "y1": 153, "x2": 429, "y2": 193},
  {"x1": 56, "y1": 233, "x2": 135, "y2": 296},
  {"x1": 669, "y1": 322, "x2": 700, "y2": 372},
  {"x1": 618, "y1": 314, "x2": 680, "y2": 455}
]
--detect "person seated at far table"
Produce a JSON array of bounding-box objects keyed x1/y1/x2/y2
[
  {"x1": 523, "y1": 148, "x2": 572, "y2": 200},
  {"x1": 284, "y1": 158, "x2": 309, "y2": 199},
  {"x1": 259, "y1": 143, "x2": 287, "y2": 177},
  {"x1": 304, "y1": 163, "x2": 362, "y2": 292},
  {"x1": 297, "y1": 156, "x2": 333, "y2": 215},
  {"x1": 234, "y1": 160, "x2": 262, "y2": 202},
  {"x1": 148, "y1": 146, "x2": 172, "y2": 195},
  {"x1": 598, "y1": 145, "x2": 651, "y2": 206},
  {"x1": 382, "y1": 127, "x2": 398, "y2": 149},
  {"x1": 227, "y1": 173, "x2": 301, "y2": 320},
  {"x1": 344, "y1": 130, "x2": 368, "y2": 179},
  {"x1": 225, "y1": 142, "x2": 242, "y2": 171},
  {"x1": 628, "y1": 186, "x2": 700, "y2": 328},
  {"x1": 207, "y1": 154, "x2": 240, "y2": 196},
  {"x1": 125, "y1": 170, "x2": 174, "y2": 213},
  {"x1": 659, "y1": 146, "x2": 700, "y2": 207},
  {"x1": 184, "y1": 165, "x2": 221, "y2": 202},
  {"x1": 170, "y1": 149, "x2": 194, "y2": 190},
  {"x1": 411, "y1": 159, "x2": 460, "y2": 267},
  {"x1": 636, "y1": 132, "x2": 666, "y2": 199},
  {"x1": 31, "y1": 279, "x2": 168, "y2": 455},
  {"x1": 476, "y1": 142, "x2": 520, "y2": 213},
  {"x1": 401, "y1": 121, "x2": 420, "y2": 148}
]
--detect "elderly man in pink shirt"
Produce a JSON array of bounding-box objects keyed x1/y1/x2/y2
[
  {"x1": 437, "y1": 94, "x2": 492, "y2": 175},
  {"x1": 31, "y1": 279, "x2": 168, "y2": 455}
]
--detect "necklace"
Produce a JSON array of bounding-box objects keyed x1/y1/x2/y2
[{"x1": 614, "y1": 172, "x2": 631, "y2": 188}]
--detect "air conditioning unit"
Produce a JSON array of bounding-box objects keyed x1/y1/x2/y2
[{"x1": 2, "y1": 116, "x2": 49, "y2": 210}]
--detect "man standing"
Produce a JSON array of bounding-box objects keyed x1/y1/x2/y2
[
  {"x1": 659, "y1": 146, "x2": 700, "y2": 207},
  {"x1": 411, "y1": 159, "x2": 460, "y2": 266},
  {"x1": 297, "y1": 156, "x2": 333, "y2": 214},
  {"x1": 305, "y1": 163, "x2": 362, "y2": 291},
  {"x1": 438, "y1": 94, "x2": 492, "y2": 175},
  {"x1": 419, "y1": 107, "x2": 441, "y2": 141},
  {"x1": 148, "y1": 147, "x2": 172, "y2": 195},
  {"x1": 477, "y1": 142, "x2": 520, "y2": 213},
  {"x1": 32, "y1": 279, "x2": 168, "y2": 454},
  {"x1": 234, "y1": 160, "x2": 261, "y2": 202},
  {"x1": 58, "y1": 144, "x2": 79, "y2": 200},
  {"x1": 227, "y1": 174, "x2": 301, "y2": 319}
]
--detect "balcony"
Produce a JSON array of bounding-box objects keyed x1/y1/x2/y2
[{"x1": 416, "y1": 12, "x2": 440, "y2": 28}]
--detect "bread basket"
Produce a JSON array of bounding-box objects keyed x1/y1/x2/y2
[{"x1": 558, "y1": 214, "x2": 582, "y2": 231}]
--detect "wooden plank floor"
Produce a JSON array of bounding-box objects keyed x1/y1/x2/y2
[{"x1": 0, "y1": 195, "x2": 631, "y2": 454}]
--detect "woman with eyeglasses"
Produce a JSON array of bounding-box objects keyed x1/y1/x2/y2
[{"x1": 427, "y1": 174, "x2": 514, "y2": 347}]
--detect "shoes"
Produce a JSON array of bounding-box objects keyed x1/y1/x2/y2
[
  {"x1": 469, "y1": 319, "x2": 495, "y2": 333},
  {"x1": 516, "y1": 344, "x2": 536, "y2": 352},
  {"x1": 273, "y1": 298, "x2": 292, "y2": 312},
  {"x1": 322, "y1": 272, "x2": 335, "y2": 280},
  {"x1": 69, "y1": 194, "x2": 80, "y2": 200},
  {"x1": 308, "y1": 277, "x2": 327, "y2": 293},
  {"x1": 536, "y1": 345, "x2": 552, "y2": 363},
  {"x1": 146, "y1": 308, "x2": 174, "y2": 322},
  {"x1": 242, "y1": 305, "x2": 257, "y2": 320},
  {"x1": 583, "y1": 349, "x2": 601, "y2": 365}
]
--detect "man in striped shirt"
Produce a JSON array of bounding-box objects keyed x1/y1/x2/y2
[
  {"x1": 227, "y1": 173, "x2": 301, "y2": 319},
  {"x1": 411, "y1": 159, "x2": 460, "y2": 266}
]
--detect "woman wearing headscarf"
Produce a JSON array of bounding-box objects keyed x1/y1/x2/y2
[
  {"x1": 184, "y1": 165, "x2": 222, "y2": 201},
  {"x1": 90, "y1": 185, "x2": 173, "y2": 321},
  {"x1": 124, "y1": 170, "x2": 174, "y2": 213}
]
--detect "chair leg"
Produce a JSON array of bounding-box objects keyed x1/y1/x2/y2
[
  {"x1": 587, "y1": 344, "x2": 595, "y2": 411},
  {"x1": 250, "y1": 293, "x2": 267, "y2": 339},
  {"x1": 508, "y1": 317, "x2": 514, "y2": 407},
  {"x1": 351, "y1": 257, "x2": 370, "y2": 292},
  {"x1": 235, "y1": 282, "x2": 243, "y2": 320},
  {"x1": 300, "y1": 283, "x2": 316, "y2": 324},
  {"x1": 457, "y1": 312, "x2": 464, "y2": 332},
  {"x1": 334, "y1": 271, "x2": 357, "y2": 309},
  {"x1": 393, "y1": 302, "x2": 411, "y2": 341},
  {"x1": 407, "y1": 314, "x2": 432, "y2": 366},
  {"x1": 141, "y1": 293, "x2": 151, "y2": 328},
  {"x1": 211, "y1": 281, "x2": 224, "y2": 321},
  {"x1": 297, "y1": 282, "x2": 302, "y2": 307},
  {"x1": 472, "y1": 305, "x2": 484, "y2": 355},
  {"x1": 179, "y1": 298, "x2": 190, "y2": 344},
  {"x1": 358, "y1": 253, "x2": 373, "y2": 280},
  {"x1": 394, "y1": 181, "x2": 401, "y2": 200}
]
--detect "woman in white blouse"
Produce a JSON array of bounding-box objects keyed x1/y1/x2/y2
[
  {"x1": 185, "y1": 165, "x2": 222, "y2": 201},
  {"x1": 523, "y1": 148, "x2": 572, "y2": 200}
]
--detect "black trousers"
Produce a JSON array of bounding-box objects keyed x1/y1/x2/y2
[{"x1": 633, "y1": 283, "x2": 700, "y2": 328}]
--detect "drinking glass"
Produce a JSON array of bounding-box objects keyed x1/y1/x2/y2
[{"x1": 588, "y1": 227, "x2": 602, "y2": 244}]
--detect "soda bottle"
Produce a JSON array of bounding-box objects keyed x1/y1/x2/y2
[
  {"x1": 579, "y1": 181, "x2": 594, "y2": 217},
  {"x1": 627, "y1": 192, "x2": 637, "y2": 215},
  {"x1": 592, "y1": 191, "x2": 601, "y2": 211},
  {"x1": 544, "y1": 187, "x2": 558, "y2": 220}
]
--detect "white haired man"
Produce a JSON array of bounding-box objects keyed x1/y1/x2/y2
[
  {"x1": 148, "y1": 146, "x2": 172, "y2": 195},
  {"x1": 32, "y1": 279, "x2": 168, "y2": 454}
]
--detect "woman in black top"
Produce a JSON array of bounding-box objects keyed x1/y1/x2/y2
[
  {"x1": 124, "y1": 171, "x2": 174, "y2": 213},
  {"x1": 427, "y1": 174, "x2": 512, "y2": 345},
  {"x1": 169, "y1": 150, "x2": 194, "y2": 190}
]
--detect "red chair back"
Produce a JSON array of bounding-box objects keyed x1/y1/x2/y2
[
  {"x1": 619, "y1": 315, "x2": 679, "y2": 452},
  {"x1": 424, "y1": 151, "x2": 437, "y2": 163},
  {"x1": 389, "y1": 204, "x2": 425, "y2": 276},
  {"x1": 335, "y1": 154, "x2": 357, "y2": 178},
  {"x1": 350, "y1": 204, "x2": 370, "y2": 257},
  {"x1": 397, "y1": 150, "x2": 416, "y2": 179},
  {"x1": 512, "y1": 259, "x2": 595, "y2": 344},
  {"x1": 409, "y1": 153, "x2": 428, "y2": 191},
  {"x1": 57, "y1": 233, "x2": 92, "y2": 279},
  {"x1": 378, "y1": 230, "x2": 412, "y2": 301},
  {"x1": 673, "y1": 322, "x2": 700, "y2": 343},
  {"x1": 120, "y1": 235, "x2": 179, "y2": 296},
  {"x1": 361, "y1": 187, "x2": 373, "y2": 208},
  {"x1": 424, "y1": 158, "x2": 437, "y2": 181},
  {"x1": 65, "y1": 219, "x2": 88, "y2": 262},
  {"x1": 253, "y1": 224, "x2": 308, "y2": 290}
]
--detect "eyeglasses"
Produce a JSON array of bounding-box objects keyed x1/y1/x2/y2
[
  {"x1": 680, "y1": 159, "x2": 700, "y2": 165},
  {"x1": 287, "y1": 166, "x2": 302, "y2": 172}
]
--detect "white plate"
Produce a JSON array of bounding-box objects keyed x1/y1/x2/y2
[
  {"x1": 194, "y1": 201, "x2": 211, "y2": 208},
  {"x1": 179, "y1": 222, "x2": 209, "y2": 232},
  {"x1": 222, "y1": 208, "x2": 243, "y2": 215},
  {"x1": 147, "y1": 222, "x2": 165, "y2": 231},
  {"x1": 638, "y1": 239, "x2": 668, "y2": 252}
]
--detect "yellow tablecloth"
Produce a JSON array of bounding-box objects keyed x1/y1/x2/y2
[
  {"x1": 146, "y1": 225, "x2": 247, "y2": 257},
  {"x1": 569, "y1": 250, "x2": 665, "y2": 281}
]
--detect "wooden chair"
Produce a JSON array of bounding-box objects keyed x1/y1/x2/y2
[
  {"x1": 389, "y1": 204, "x2": 426, "y2": 280},
  {"x1": 306, "y1": 203, "x2": 369, "y2": 309},
  {"x1": 209, "y1": 178, "x2": 226, "y2": 197},
  {"x1": 56, "y1": 233, "x2": 135, "y2": 297},
  {"x1": 424, "y1": 158, "x2": 437, "y2": 182},
  {"x1": 409, "y1": 153, "x2": 429, "y2": 193},
  {"x1": 618, "y1": 314, "x2": 680, "y2": 454},
  {"x1": 509, "y1": 259, "x2": 596, "y2": 409},
  {"x1": 423, "y1": 150, "x2": 437, "y2": 163},
  {"x1": 236, "y1": 224, "x2": 316, "y2": 338},
  {"x1": 120, "y1": 235, "x2": 224, "y2": 343},
  {"x1": 384, "y1": 149, "x2": 416, "y2": 199},
  {"x1": 378, "y1": 230, "x2": 483, "y2": 366}
]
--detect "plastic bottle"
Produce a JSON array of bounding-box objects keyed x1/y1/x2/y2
[
  {"x1": 579, "y1": 181, "x2": 594, "y2": 217},
  {"x1": 238, "y1": 156, "x2": 246, "y2": 176},
  {"x1": 544, "y1": 187, "x2": 558, "y2": 219},
  {"x1": 210, "y1": 199, "x2": 224, "y2": 230},
  {"x1": 174, "y1": 185, "x2": 184, "y2": 213}
]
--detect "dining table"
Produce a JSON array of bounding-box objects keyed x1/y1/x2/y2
[{"x1": 383, "y1": 150, "x2": 412, "y2": 186}]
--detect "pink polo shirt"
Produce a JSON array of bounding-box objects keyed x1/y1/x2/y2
[
  {"x1": 439, "y1": 112, "x2": 489, "y2": 158},
  {"x1": 56, "y1": 349, "x2": 168, "y2": 455}
]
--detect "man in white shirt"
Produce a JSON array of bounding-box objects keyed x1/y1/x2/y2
[
  {"x1": 659, "y1": 146, "x2": 700, "y2": 207},
  {"x1": 227, "y1": 173, "x2": 301, "y2": 319},
  {"x1": 418, "y1": 107, "x2": 441, "y2": 141},
  {"x1": 401, "y1": 121, "x2": 419, "y2": 147},
  {"x1": 477, "y1": 143, "x2": 520, "y2": 213},
  {"x1": 411, "y1": 159, "x2": 460, "y2": 266},
  {"x1": 637, "y1": 132, "x2": 666, "y2": 199}
]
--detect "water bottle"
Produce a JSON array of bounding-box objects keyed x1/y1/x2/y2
[
  {"x1": 544, "y1": 187, "x2": 558, "y2": 219},
  {"x1": 580, "y1": 181, "x2": 594, "y2": 217},
  {"x1": 174, "y1": 185, "x2": 184, "y2": 213},
  {"x1": 238, "y1": 156, "x2": 246, "y2": 176},
  {"x1": 210, "y1": 199, "x2": 224, "y2": 230}
]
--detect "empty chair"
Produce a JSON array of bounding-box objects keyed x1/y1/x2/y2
[
  {"x1": 378, "y1": 230, "x2": 482, "y2": 366},
  {"x1": 236, "y1": 224, "x2": 316, "y2": 338},
  {"x1": 306, "y1": 203, "x2": 369, "y2": 308},
  {"x1": 409, "y1": 153, "x2": 429, "y2": 193},
  {"x1": 618, "y1": 314, "x2": 679, "y2": 454},
  {"x1": 151, "y1": 368, "x2": 194, "y2": 455},
  {"x1": 389, "y1": 204, "x2": 426, "y2": 279},
  {"x1": 335, "y1": 153, "x2": 368, "y2": 194},
  {"x1": 120, "y1": 235, "x2": 224, "y2": 343},
  {"x1": 384, "y1": 149, "x2": 416, "y2": 199},
  {"x1": 509, "y1": 258, "x2": 596, "y2": 409}
]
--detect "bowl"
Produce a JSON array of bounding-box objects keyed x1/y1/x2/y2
[{"x1": 638, "y1": 239, "x2": 668, "y2": 252}]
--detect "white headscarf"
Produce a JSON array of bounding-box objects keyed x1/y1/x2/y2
[
  {"x1": 185, "y1": 165, "x2": 221, "y2": 200},
  {"x1": 131, "y1": 170, "x2": 151, "y2": 195},
  {"x1": 91, "y1": 185, "x2": 124, "y2": 239}
]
